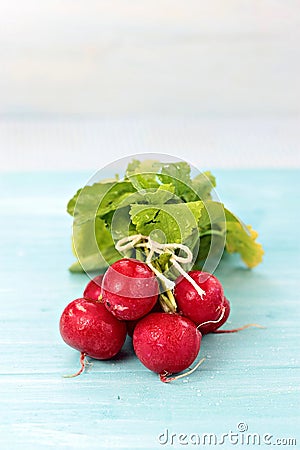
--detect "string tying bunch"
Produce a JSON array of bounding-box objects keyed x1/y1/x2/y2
[{"x1": 115, "y1": 234, "x2": 206, "y2": 298}]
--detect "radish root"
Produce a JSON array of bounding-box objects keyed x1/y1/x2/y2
[
  {"x1": 63, "y1": 352, "x2": 87, "y2": 378},
  {"x1": 159, "y1": 357, "x2": 206, "y2": 383},
  {"x1": 213, "y1": 323, "x2": 266, "y2": 334},
  {"x1": 196, "y1": 305, "x2": 226, "y2": 330}
]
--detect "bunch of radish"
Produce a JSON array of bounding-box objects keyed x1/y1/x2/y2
[{"x1": 60, "y1": 258, "x2": 259, "y2": 382}]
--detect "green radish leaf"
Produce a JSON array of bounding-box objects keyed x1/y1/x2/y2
[
  {"x1": 68, "y1": 180, "x2": 137, "y2": 224},
  {"x1": 192, "y1": 171, "x2": 216, "y2": 201},
  {"x1": 97, "y1": 181, "x2": 137, "y2": 217},
  {"x1": 142, "y1": 184, "x2": 176, "y2": 204},
  {"x1": 223, "y1": 209, "x2": 264, "y2": 268},
  {"x1": 158, "y1": 162, "x2": 193, "y2": 201},
  {"x1": 130, "y1": 201, "x2": 203, "y2": 243},
  {"x1": 197, "y1": 204, "x2": 263, "y2": 268},
  {"x1": 126, "y1": 159, "x2": 161, "y2": 190},
  {"x1": 67, "y1": 187, "x2": 82, "y2": 216},
  {"x1": 70, "y1": 216, "x2": 120, "y2": 272},
  {"x1": 68, "y1": 181, "x2": 116, "y2": 222},
  {"x1": 67, "y1": 158, "x2": 264, "y2": 272},
  {"x1": 126, "y1": 159, "x2": 162, "y2": 177}
]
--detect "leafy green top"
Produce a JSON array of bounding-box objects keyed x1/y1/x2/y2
[{"x1": 67, "y1": 159, "x2": 263, "y2": 272}]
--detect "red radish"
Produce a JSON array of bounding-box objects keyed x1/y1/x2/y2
[
  {"x1": 174, "y1": 271, "x2": 229, "y2": 334},
  {"x1": 133, "y1": 312, "x2": 202, "y2": 380},
  {"x1": 60, "y1": 298, "x2": 127, "y2": 376},
  {"x1": 126, "y1": 302, "x2": 163, "y2": 338},
  {"x1": 198, "y1": 297, "x2": 231, "y2": 335},
  {"x1": 102, "y1": 258, "x2": 159, "y2": 320},
  {"x1": 126, "y1": 319, "x2": 139, "y2": 338},
  {"x1": 83, "y1": 274, "x2": 104, "y2": 301}
]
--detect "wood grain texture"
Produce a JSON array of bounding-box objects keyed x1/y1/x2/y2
[{"x1": 0, "y1": 169, "x2": 299, "y2": 449}]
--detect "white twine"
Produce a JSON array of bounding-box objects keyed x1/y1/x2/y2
[{"x1": 115, "y1": 234, "x2": 205, "y2": 297}]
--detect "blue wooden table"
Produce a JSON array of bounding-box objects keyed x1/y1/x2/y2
[{"x1": 0, "y1": 170, "x2": 299, "y2": 449}]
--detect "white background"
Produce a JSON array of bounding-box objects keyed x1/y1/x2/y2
[{"x1": 0, "y1": 1, "x2": 299, "y2": 169}]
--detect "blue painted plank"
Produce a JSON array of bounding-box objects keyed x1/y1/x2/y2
[{"x1": 0, "y1": 169, "x2": 299, "y2": 449}]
